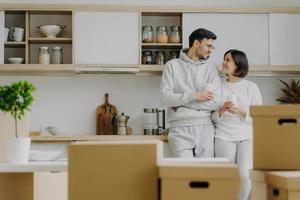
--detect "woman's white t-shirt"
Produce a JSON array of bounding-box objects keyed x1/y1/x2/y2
[{"x1": 212, "y1": 79, "x2": 263, "y2": 141}]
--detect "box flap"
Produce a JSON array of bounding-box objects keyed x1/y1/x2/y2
[
  {"x1": 158, "y1": 159, "x2": 238, "y2": 179},
  {"x1": 71, "y1": 140, "x2": 164, "y2": 164},
  {"x1": 266, "y1": 171, "x2": 300, "y2": 190},
  {"x1": 250, "y1": 170, "x2": 268, "y2": 182},
  {"x1": 251, "y1": 105, "x2": 300, "y2": 117}
]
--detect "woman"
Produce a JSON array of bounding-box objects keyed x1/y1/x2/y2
[{"x1": 212, "y1": 49, "x2": 262, "y2": 200}]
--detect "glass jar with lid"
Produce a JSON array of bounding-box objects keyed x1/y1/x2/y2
[
  {"x1": 155, "y1": 51, "x2": 165, "y2": 65},
  {"x1": 38, "y1": 46, "x2": 50, "y2": 64},
  {"x1": 156, "y1": 26, "x2": 168, "y2": 43},
  {"x1": 169, "y1": 26, "x2": 181, "y2": 43},
  {"x1": 169, "y1": 51, "x2": 179, "y2": 60},
  {"x1": 51, "y1": 46, "x2": 63, "y2": 64},
  {"x1": 142, "y1": 26, "x2": 154, "y2": 43},
  {"x1": 142, "y1": 51, "x2": 153, "y2": 64}
]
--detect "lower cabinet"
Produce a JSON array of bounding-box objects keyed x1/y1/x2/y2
[{"x1": 34, "y1": 172, "x2": 68, "y2": 200}]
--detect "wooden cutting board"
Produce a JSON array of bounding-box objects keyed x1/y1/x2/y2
[{"x1": 96, "y1": 93, "x2": 118, "y2": 135}]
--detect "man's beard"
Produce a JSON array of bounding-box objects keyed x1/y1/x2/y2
[{"x1": 199, "y1": 52, "x2": 210, "y2": 60}]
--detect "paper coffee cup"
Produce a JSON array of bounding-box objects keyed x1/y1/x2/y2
[
  {"x1": 227, "y1": 94, "x2": 237, "y2": 105},
  {"x1": 204, "y1": 83, "x2": 214, "y2": 91}
]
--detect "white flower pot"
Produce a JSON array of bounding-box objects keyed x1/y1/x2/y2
[{"x1": 4, "y1": 137, "x2": 31, "y2": 164}]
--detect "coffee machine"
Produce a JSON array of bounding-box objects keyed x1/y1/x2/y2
[
  {"x1": 116, "y1": 113, "x2": 132, "y2": 135},
  {"x1": 143, "y1": 108, "x2": 165, "y2": 135}
]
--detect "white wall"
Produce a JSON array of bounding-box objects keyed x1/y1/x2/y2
[
  {"x1": 0, "y1": 75, "x2": 162, "y2": 134},
  {"x1": 0, "y1": 74, "x2": 298, "y2": 135}
]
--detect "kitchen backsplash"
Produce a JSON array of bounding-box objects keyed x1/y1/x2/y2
[{"x1": 0, "y1": 74, "x2": 298, "y2": 135}]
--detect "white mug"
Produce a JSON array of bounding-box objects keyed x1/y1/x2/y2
[
  {"x1": 204, "y1": 83, "x2": 214, "y2": 91},
  {"x1": 227, "y1": 94, "x2": 237, "y2": 105},
  {"x1": 4, "y1": 27, "x2": 9, "y2": 42},
  {"x1": 10, "y1": 27, "x2": 24, "y2": 42}
]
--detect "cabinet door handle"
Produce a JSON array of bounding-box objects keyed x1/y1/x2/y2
[
  {"x1": 273, "y1": 188, "x2": 280, "y2": 196},
  {"x1": 278, "y1": 118, "x2": 297, "y2": 125},
  {"x1": 189, "y1": 181, "x2": 209, "y2": 189}
]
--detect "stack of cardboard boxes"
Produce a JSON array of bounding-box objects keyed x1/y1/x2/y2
[
  {"x1": 158, "y1": 159, "x2": 240, "y2": 200},
  {"x1": 69, "y1": 141, "x2": 241, "y2": 200},
  {"x1": 250, "y1": 105, "x2": 300, "y2": 200}
]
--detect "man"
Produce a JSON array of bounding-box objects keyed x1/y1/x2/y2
[{"x1": 160, "y1": 28, "x2": 221, "y2": 158}]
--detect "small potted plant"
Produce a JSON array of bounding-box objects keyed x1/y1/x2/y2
[
  {"x1": 277, "y1": 79, "x2": 300, "y2": 104},
  {"x1": 0, "y1": 81, "x2": 35, "y2": 163}
]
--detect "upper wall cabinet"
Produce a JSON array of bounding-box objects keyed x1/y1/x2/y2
[
  {"x1": 270, "y1": 14, "x2": 300, "y2": 65},
  {"x1": 74, "y1": 11, "x2": 139, "y2": 65},
  {"x1": 183, "y1": 13, "x2": 269, "y2": 66}
]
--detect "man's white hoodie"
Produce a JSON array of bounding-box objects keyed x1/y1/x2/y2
[{"x1": 160, "y1": 49, "x2": 222, "y2": 128}]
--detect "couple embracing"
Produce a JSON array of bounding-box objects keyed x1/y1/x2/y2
[{"x1": 160, "y1": 28, "x2": 262, "y2": 200}]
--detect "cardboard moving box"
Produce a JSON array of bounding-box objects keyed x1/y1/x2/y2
[
  {"x1": 266, "y1": 171, "x2": 300, "y2": 200},
  {"x1": 251, "y1": 170, "x2": 300, "y2": 200},
  {"x1": 69, "y1": 140, "x2": 163, "y2": 200},
  {"x1": 250, "y1": 170, "x2": 268, "y2": 200},
  {"x1": 159, "y1": 159, "x2": 240, "y2": 200},
  {"x1": 251, "y1": 105, "x2": 300, "y2": 170}
]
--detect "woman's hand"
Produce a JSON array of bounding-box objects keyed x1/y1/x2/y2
[
  {"x1": 227, "y1": 105, "x2": 247, "y2": 119},
  {"x1": 219, "y1": 101, "x2": 234, "y2": 117}
]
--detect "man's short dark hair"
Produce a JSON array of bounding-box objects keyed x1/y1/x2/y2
[
  {"x1": 189, "y1": 28, "x2": 217, "y2": 47},
  {"x1": 224, "y1": 49, "x2": 249, "y2": 78}
]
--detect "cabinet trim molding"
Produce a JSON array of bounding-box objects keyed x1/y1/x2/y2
[{"x1": 1, "y1": 4, "x2": 300, "y2": 14}]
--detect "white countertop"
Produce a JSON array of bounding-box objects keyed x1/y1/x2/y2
[
  {"x1": 268, "y1": 171, "x2": 300, "y2": 178},
  {"x1": 31, "y1": 134, "x2": 165, "y2": 142},
  {"x1": 0, "y1": 161, "x2": 67, "y2": 172}
]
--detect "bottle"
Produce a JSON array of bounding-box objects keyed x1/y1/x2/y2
[
  {"x1": 142, "y1": 51, "x2": 153, "y2": 64},
  {"x1": 155, "y1": 51, "x2": 165, "y2": 65},
  {"x1": 169, "y1": 51, "x2": 179, "y2": 60}
]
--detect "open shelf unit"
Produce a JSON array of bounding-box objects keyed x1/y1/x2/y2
[
  {"x1": 140, "y1": 12, "x2": 182, "y2": 71},
  {"x1": 3, "y1": 9, "x2": 73, "y2": 66},
  {"x1": 4, "y1": 11, "x2": 26, "y2": 64}
]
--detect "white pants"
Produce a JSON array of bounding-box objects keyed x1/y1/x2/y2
[
  {"x1": 215, "y1": 138, "x2": 252, "y2": 200},
  {"x1": 168, "y1": 124, "x2": 214, "y2": 158}
]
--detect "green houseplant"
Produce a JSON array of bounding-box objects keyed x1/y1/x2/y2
[
  {"x1": 277, "y1": 79, "x2": 300, "y2": 104},
  {"x1": 0, "y1": 81, "x2": 35, "y2": 163}
]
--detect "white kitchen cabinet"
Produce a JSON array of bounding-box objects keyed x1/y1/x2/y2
[
  {"x1": 0, "y1": 11, "x2": 4, "y2": 64},
  {"x1": 34, "y1": 172, "x2": 67, "y2": 200},
  {"x1": 270, "y1": 14, "x2": 300, "y2": 65},
  {"x1": 75, "y1": 11, "x2": 139, "y2": 65},
  {"x1": 182, "y1": 13, "x2": 269, "y2": 66}
]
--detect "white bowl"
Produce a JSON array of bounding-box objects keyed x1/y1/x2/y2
[
  {"x1": 37, "y1": 25, "x2": 66, "y2": 38},
  {"x1": 46, "y1": 126, "x2": 69, "y2": 136},
  {"x1": 29, "y1": 150, "x2": 62, "y2": 161},
  {"x1": 8, "y1": 57, "x2": 24, "y2": 64}
]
